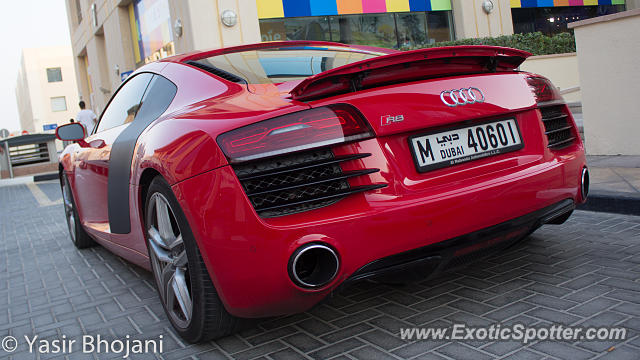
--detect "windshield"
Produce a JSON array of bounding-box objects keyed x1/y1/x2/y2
[{"x1": 191, "y1": 45, "x2": 386, "y2": 85}]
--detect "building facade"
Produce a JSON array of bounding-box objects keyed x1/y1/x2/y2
[
  {"x1": 65, "y1": 0, "x2": 630, "y2": 115},
  {"x1": 15, "y1": 47, "x2": 81, "y2": 134}
]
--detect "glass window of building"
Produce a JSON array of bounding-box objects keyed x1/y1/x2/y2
[
  {"x1": 260, "y1": 17, "x2": 332, "y2": 42},
  {"x1": 511, "y1": 3, "x2": 626, "y2": 35},
  {"x1": 397, "y1": 13, "x2": 428, "y2": 48},
  {"x1": 426, "y1": 11, "x2": 454, "y2": 43},
  {"x1": 330, "y1": 13, "x2": 398, "y2": 48},
  {"x1": 51, "y1": 96, "x2": 67, "y2": 112},
  {"x1": 257, "y1": 0, "x2": 454, "y2": 49},
  {"x1": 47, "y1": 68, "x2": 63, "y2": 83},
  {"x1": 75, "y1": 0, "x2": 82, "y2": 24},
  {"x1": 128, "y1": 0, "x2": 175, "y2": 66}
]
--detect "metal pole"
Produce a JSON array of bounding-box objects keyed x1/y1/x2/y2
[{"x1": 4, "y1": 141, "x2": 13, "y2": 178}]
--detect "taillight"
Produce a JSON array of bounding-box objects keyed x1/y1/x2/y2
[
  {"x1": 526, "y1": 76, "x2": 563, "y2": 104},
  {"x1": 217, "y1": 104, "x2": 374, "y2": 163},
  {"x1": 528, "y1": 75, "x2": 577, "y2": 150}
]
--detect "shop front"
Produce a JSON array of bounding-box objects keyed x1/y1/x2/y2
[
  {"x1": 510, "y1": 0, "x2": 626, "y2": 34},
  {"x1": 257, "y1": 0, "x2": 455, "y2": 49},
  {"x1": 128, "y1": 0, "x2": 176, "y2": 66}
]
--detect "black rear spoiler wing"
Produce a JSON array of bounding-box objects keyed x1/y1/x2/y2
[{"x1": 290, "y1": 46, "x2": 532, "y2": 102}]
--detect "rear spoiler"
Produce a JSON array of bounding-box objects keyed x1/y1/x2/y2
[{"x1": 290, "y1": 46, "x2": 532, "y2": 102}]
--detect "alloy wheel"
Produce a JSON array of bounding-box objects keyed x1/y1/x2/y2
[{"x1": 147, "y1": 193, "x2": 193, "y2": 329}]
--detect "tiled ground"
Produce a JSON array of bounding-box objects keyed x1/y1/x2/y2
[{"x1": 2, "y1": 180, "x2": 640, "y2": 359}]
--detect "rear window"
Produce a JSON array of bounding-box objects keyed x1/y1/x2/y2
[{"x1": 190, "y1": 45, "x2": 386, "y2": 85}]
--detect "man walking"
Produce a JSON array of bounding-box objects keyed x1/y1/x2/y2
[{"x1": 76, "y1": 101, "x2": 97, "y2": 136}]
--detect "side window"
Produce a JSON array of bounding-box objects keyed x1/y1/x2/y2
[{"x1": 96, "y1": 73, "x2": 153, "y2": 133}]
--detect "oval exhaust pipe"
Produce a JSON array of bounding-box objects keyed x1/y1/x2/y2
[
  {"x1": 581, "y1": 167, "x2": 590, "y2": 200},
  {"x1": 289, "y1": 243, "x2": 339, "y2": 289}
]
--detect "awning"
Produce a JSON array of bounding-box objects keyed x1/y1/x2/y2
[
  {"x1": 511, "y1": 0, "x2": 625, "y2": 8},
  {"x1": 256, "y1": 0, "x2": 452, "y2": 19}
]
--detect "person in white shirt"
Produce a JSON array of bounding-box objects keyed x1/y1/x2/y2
[{"x1": 76, "y1": 101, "x2": 98, "y2": 136}]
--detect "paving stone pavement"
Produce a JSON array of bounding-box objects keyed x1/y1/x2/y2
[{"x1": 2, "y1": 180, "x2": 640, "y2": 360}]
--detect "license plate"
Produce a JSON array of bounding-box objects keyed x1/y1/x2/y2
[{"x1": 409, "y1": 119, "x2": 523, "y2": 173}]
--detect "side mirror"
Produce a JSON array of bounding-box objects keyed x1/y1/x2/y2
[{"x1": 56, "y1": 123, "x2": 85, "y2": 141}]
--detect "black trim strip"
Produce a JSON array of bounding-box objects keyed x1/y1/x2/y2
[
  {"x1": 537, "y1": 100, "x2": 566, "y2": 108},
  {"x1": 237, "y1": 153, "x2": 371, "y2": 180},
  {"x1": 255, "y1": 184, "x2": 387, "y2": 212},
  {"x1": 246, "y1": 169, "x2": 380, "y2": 196},
  {"x1": 185, "y1": 61, "x2": 247, "y2": 84},
  {"x1": 548, "y1": 136, "x2": 576, "y2": 149},
  {"x1": 544, "y1": 125, "x2": 573, "y2": 135},
  {"x1": 108, "y1": 75, "x2": 177, "y2": 234},
  {"x1": 541, "y1": 114, "x2": 568, "y2": 122}
]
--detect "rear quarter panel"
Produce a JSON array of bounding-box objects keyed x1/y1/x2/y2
[
  {"x1": 126, "y1": 62, "x2": 312, "y2": 261},
  {"x1": 131, "y1": 61, "x2": 312, "y2": 186}
]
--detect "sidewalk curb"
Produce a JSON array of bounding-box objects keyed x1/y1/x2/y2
[
  {"x1": 34, "y1": 173, "x2": 59, "y2": 182},
  {"x1": 577, "y1": 190, "x2": 640, "y2": 216}
]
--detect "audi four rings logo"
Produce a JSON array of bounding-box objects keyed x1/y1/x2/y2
[{"x1": 440, "y1": 87, "x2": 485, "y2": 107}]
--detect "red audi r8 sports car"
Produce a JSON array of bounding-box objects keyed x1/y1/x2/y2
[{"x1": 56, "y1": 41, "x2": 588, "y2": 342}]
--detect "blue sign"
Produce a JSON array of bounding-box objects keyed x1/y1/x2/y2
[
  {"x1": 43, "y1": 124, "x2": 57, "y2": 131},
  {"x1": 121, "y1": 70, "x2": 133, "y2": 82}
]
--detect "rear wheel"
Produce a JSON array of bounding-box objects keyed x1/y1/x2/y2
[
  {"x1": 144, "y1": 176, "x2": 240, "y2": 342},
  {"x1": 61, "y1": 174, "x2": 95, "y2": 249}
]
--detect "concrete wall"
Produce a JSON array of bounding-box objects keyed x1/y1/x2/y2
[
  {"x1": 627, "y1": 0, "x2": 640, "y2": 10},
  {"x1": 569, "y1": 9, "x2": 640, "y2": 155},
  {"x1": 452, "y1": 0, "x2": 514, "y2": 39},
  {"x1": 15, "y1": 63, "x2": 34, "y2": 133},
  {"x1": 14, "y1": 47, "x2": 80, "y2": 134},
  {"x1": 169, "y1": 0, "x2": 261, "y2": 54},
  {"x1": 519, "y1": 53, "x2": 581, "y2": 103}
]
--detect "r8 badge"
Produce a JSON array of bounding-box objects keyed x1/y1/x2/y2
[{"x1": 381, "y1": 114, "x2": 404, "y2": 126}]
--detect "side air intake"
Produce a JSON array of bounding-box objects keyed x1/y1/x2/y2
[{"x1": 540, "y1": 105, "x2": 576, "y2": 150}]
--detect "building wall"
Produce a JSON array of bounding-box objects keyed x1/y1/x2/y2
[
  {"x1": 14, "y1": 47, "x2": 80, "y2": 134},
  {"x1": 66, "y1": 0, "x2": 138, "y2": 115},
  {"x1": 169, "y1": 0, "x2": 261, "y2": 54},
  {"x1": 65, "y1": 0, "x2": 627, "y2": 123},
  {"x1": 569, "y1": 9, "x2": 640, "y2": 155},
  {"x1": 15, "y1": 63, "x2": 34, "y2": 133},
  {"x1": 65, "y1": 0, "x2": 261, "y2": 116},
  {"x1": 452, "y1": 0, "x2": 514, "y2": 38},
  {"x1": 65, "y1": 0, "x2": 513, "y2": 112},
  {"x1": 627, "y1": 0, "x2": 640, "y2": 9}
]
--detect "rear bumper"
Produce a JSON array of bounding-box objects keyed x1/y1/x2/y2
[
  {"x1": 342, "y1": 199, "x2": 574, "y2": 287},
  {"x1": 172, "y1": 150, "x2": 585, "y2": 318}
]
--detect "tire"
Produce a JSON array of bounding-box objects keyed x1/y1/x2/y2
[
  {"x1": 60, "y1": 174, "x2": 95, "y2": 249},
  {"x1": 144, "y1": 176, "x2": 240, "y2": 342}
]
